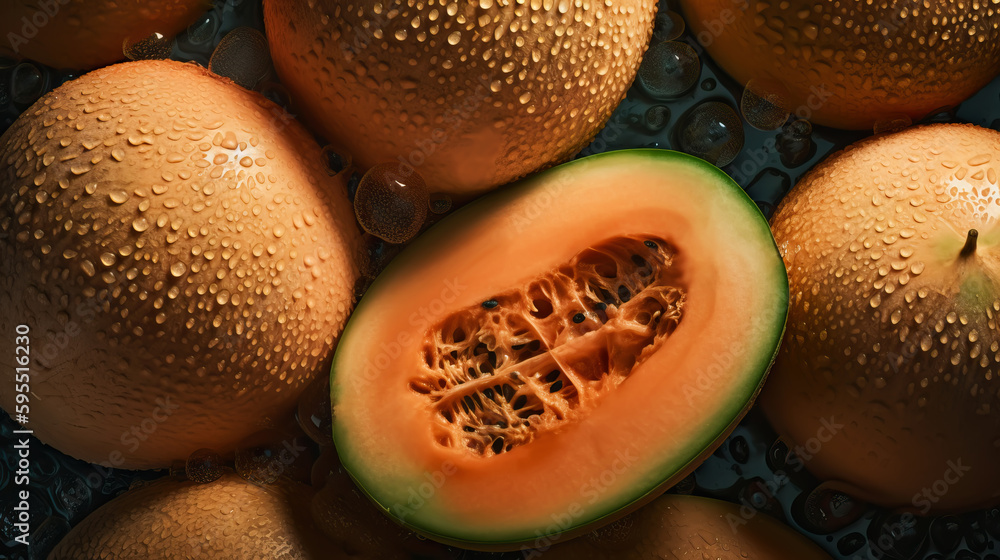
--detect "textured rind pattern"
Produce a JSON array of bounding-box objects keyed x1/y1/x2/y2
[
  {"x1": 679, "y1": 0, "x2": 1000, "y2": 130},
  {"x1": 542, "y1": 493, "x2": 832, "y2": 559},
  {"x1": 765, "y1": 124, "x2": 1000, "y2": 511},
  {"x1": 309, "y1": 461, "x2": 455, "y2": 559},
  {"x1": 263, "y1": 0, "x2": 658, "y2": 196},
  {"x1": 47, "y1": 473, "x2": 331, "y2": 560},
  {"x1": 0, "y1": 60, "x2": 361, "y2": 468},
  {"x1": 0, "y1": 0, "x2": 209, "y2": 70}
]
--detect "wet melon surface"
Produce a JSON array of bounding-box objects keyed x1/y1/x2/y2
[
  {"x1": 543, "y1": 493, "x2": 833, "y2": 559},
  {"x1": 331, "y1": 150, "x2": 788, "y2": 549}
]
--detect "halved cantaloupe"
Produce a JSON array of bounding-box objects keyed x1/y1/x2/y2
[{"x1": 330, "y1": 149, "x2": 789, "y2": 549}]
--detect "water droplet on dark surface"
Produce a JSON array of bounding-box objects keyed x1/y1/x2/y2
[
  {"x1": 428, "y1": 192, "x2": 453, "y2": 215},
  {"x1": 643, "y1": 105, "x2": 671, "y2": 132},
  {"x1": 930, "y1": 515, "x2": 964, "y2": 552},
  {"x1": 739, "y1": 477, "x2": 785, "y2": 521},
  {"x1": 728, "y1": 435, "x2": 749, "y2": 464},
  {"x1": 837, "y1": 532, "x2": 867, "y2": 556},
  {"x1": 652, "y1": 10, "x2": 686, "y2": 42},
  {"x1": 209, "y1": 27, "x2": 272, "y2": 89},
  {"x1": 235, "y1": 429, "x2": 314, "y2": 485},
  {"x1": 123, "y1": 32, "x2": 174, "y2": 61},
  {"x1": 742, "y1": 79, "x2": 791, "y2": 131},
  {"x1": 357, "y1": 233, "x2": 404, "y2": 280},
  {"x1": 184, "y1": 11, "x2": 222, "y2": 46},
  {"x1": 638, "y1": 41, "x2": 701, "y2": 99},
  {"x1": 794, "y1": 484, "x2": 866, "y2": 534},
  {"x1": 257, "y1": 80, "x2": 292, "y2": 111},
  {"x1": 355, "y1": 163, "x2": 429, "y2": 244},
  {"x1": 297, "y1": 375, "x2": 334, "y2": 446},
  {"x1": 321, "y1": 145, "x2": 350, "y2": 176},
  {"x1": 185, "y1": 448, "x2": 225, "y2": 483},
  {"x1": 982, "y1": 508, "x2": 1000, "y2": 539},
  {"x1": 672, "y1": 472, "x2": 697, "y2": 495},
  {"x1": 11, "y1": 63, "x2": 46, "y2": 106},
  {"x1": 678, "y1": 101, "x2": 744, "y2": 167},
  {"x1": 867, "y1": 513, "x2": 929, "y2": 560},
  {"x1": 966, "y1": 521, "x2": 990, "y2": 553},
  {"x1": 776, "y1": 119, "x2": 815, "y2": 168}
]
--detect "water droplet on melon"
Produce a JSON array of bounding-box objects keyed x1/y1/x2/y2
[{"x1": 109, "y1": 190, "x2": 129, "y2": 204}]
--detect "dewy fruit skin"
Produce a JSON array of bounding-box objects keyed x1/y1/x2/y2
[{"x1": 0, "y1": 60, "x2": 361, "y2": 469}]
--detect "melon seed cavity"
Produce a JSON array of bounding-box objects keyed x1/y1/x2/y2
[{"x1": 409, "y1": 236, "x2": 687, "y2": 457}]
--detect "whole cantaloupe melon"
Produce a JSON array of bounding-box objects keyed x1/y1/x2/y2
[
  {"x1": 679, "y1": 0, "x2": 1000, "y2": 130},
  {"x1": 263, "y1": 0, "x2": 658, "y2": 197},
  {"x1": 49, "y1": 467, "x2": 457, "y2": 559},
  {"x1": 543, "y1": 494, "x2": 832, "y2": 559},
  {"x1": 765, "y1": 124, "x2": 1000, "y2": 512},
  {"x1": 48, "y1": 473, "x2": 330, "y2": 559},
  {"x1": 0, "y1": 0, "x2": 210, "y2": 70},
  {"x1": 0, "y1": 60, "x2": 360, "y2": 469}
]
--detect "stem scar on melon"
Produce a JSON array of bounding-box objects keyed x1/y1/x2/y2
[
  {"x1": 961, "y1": 229, "x2": 979, "y2": 257},
  {"x1": 330, "y1": 149, "x2": 788, "y2": 550}
]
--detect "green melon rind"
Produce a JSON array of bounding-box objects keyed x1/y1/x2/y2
[{"x1": 330, "y1": 149, "x2": 789, "y2": 549}]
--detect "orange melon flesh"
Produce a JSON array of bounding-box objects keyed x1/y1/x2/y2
[{"x1": 331, "y1": 150, "x2": 788, "y2": 548}]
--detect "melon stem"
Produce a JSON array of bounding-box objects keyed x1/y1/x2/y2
[{"x1": 961, "y1": 229, "x2": 979, "y2": 257}]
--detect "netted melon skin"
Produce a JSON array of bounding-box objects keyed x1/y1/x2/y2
[
  {"x1": 48, "y1": 474, "x2": 328, "y2": 560},
  {"x1": 264, "y1": 0, "x2": 659, "y2": 196}
]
